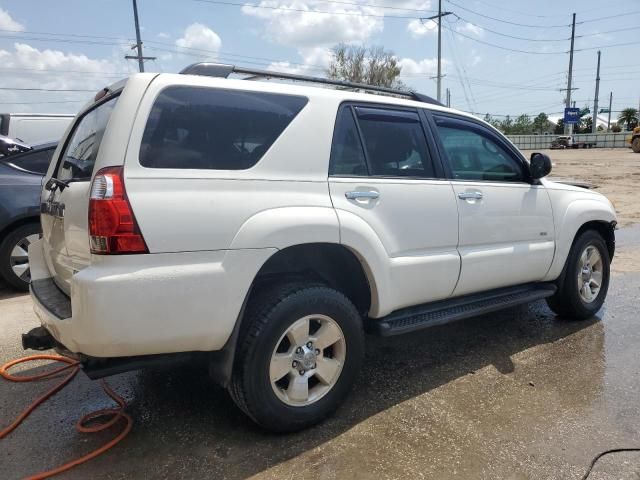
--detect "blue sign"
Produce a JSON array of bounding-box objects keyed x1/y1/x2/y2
[{"x1": 564, "y1": 107, "x2": 581, "y2": 124}]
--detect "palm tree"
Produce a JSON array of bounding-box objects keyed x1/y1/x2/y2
[{"x1": 618, "y1": 108, "x2": 638, "y2": 130}]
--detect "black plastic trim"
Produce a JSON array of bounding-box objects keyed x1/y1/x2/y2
[
  {"x1": 31, "y1": 278, "x2": 71, "y2": 319},
  {"x1": 369, "y1": 283, "x2": 557, "y2": 336}
]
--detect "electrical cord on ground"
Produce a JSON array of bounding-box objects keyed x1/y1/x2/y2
[
  {"x1": 0, "y1": 355, "x2": 132, "y2": 480},
  {"x1": 580, "y1": 448, "x2": 640, "y2": 480}
]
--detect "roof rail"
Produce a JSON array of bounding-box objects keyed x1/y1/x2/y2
[{"x1": 179, "y1": 63, "x2": 443, "y2": 107}]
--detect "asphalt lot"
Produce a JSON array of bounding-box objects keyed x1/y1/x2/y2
[{"x1": 2, "y1": 165, "x2": 640, "y2": 478}]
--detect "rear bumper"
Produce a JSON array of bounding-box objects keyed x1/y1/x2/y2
[{"x1": 28, "y1": 238, "x2": 275, "y2": 358}]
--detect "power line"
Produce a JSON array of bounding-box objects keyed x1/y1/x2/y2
[
  {"x1": 451, "y1": 14, "x2": 569, "y2": 42},
  {"x1": 442, "y1": 24, "x2": 567, "y2": 54},
  {"x1": 576, "y1": 41, "x2": 637, "y2": 52},
  {"x1": 577, "y1": 25, "x2": 639, "y2": 38},
  {"x1": 445, "y1": 0, "x2": 571, "y2": 28},
  {"x1": 580, "y1": 10, "x2": 640, "y2": 23}
]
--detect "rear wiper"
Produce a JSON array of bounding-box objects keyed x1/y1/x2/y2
[{"x1": 45, "y1": 177, "x2": 69, "y2": 192}]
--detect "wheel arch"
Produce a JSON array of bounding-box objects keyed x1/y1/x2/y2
[
  {"x1": 210, "y1": 241, "x2": 377, "y2": 388},
  {"x1": 0, "y1": 215, "x2": 40, "y2": 244}
]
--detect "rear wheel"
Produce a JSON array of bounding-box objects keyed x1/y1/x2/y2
[
  {"x1": 546, "y1": 230, "x2": 610, "y2": 320},
  {"x1": 0, "y1": 223, "x2": 40, "y2": 291},
  {"x1": 229, "y1": 282, "x2": 364, "y2": 432},
  {"x1": 632, "y1": 137, "x2": 640, "y2": 153}
]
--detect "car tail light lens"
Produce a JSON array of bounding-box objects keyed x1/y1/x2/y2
[{"x1": 89, "y1": 166, "x2": 148, "y2": 254}]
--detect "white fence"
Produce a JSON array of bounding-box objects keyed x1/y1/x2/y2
[{"x1": 507, "y1": 133, "x2": 629, "y2": 150}]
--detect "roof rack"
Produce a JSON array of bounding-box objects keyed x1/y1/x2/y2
[{"x1": 179, "y1": 63, "x2": 443, "y2": 107}]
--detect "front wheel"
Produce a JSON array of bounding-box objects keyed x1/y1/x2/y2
[
  {"x1": 546, "y1": 230, "x2": 610, "y2": 320},
  {"x1": 229, "y1": 282, "x2": 364, "y2": 432},
  {"x1": 632, "y1": 137, "x2": 640, "y2": 153}
]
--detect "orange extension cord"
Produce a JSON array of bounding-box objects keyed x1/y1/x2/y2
[{"x1": 0, "y1": 355, "x2": 132, "y2": 480}]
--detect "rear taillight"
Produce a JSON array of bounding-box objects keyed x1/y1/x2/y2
[{"x1": 89, "y1": 166, "x2": 148, "y2": 254}]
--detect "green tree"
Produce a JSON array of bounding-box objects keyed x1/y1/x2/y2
[
  {"x1": 554, "y1": 119, "x2": 564, "y2": 134},
  {"x1": 498, "y1": 116, "x2": 513, "y2": 134},
  {"x1": 618, "y1": 107, "x2": 638, "y2": 130},
  {"x1": 327, "y1": 44, "x2": 405, "y2": 89},
  {"x1": 512, "y1": 114, "x2": 533, "y2": 134},
  {"x1": 580, "y1": 116, "x2": 593, "y2": 133},
  {"x1": 532, "y1": 112, "x2": 550, "y2": 134}
]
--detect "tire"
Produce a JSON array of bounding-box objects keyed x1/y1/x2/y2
[
  {"x1": 229, "y1": 282, "x2": 364, "y2": 432},
  {"x1": 632, "y1": 137, "x2": 640, "y2": 153},
  {"x1": 0, "y1": 223, "x2": 41, "y2": 291},
  {"x1": 546, "y1": 230, "x2": 610, "y2": 320}
]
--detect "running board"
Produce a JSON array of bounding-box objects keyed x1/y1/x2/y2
[{"x1": 369, "y1": 283, "x2": 557, "y2": 336}]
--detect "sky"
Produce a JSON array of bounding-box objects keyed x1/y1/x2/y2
[{"x1": 0, "y1": 0, "x2": 638, "y2": 122}]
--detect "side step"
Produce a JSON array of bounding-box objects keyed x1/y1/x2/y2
[{"x1": 369, "y1": 283, "x2": 557, "y2": 336}]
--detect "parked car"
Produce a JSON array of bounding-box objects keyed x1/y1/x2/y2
[
  {"x1": 0, "y1": 141, "x2": 57, "y2": 290},
  {"x1": 24, "y1": 65, "x2": 616, "y2": 432},
  {"x1": 0, "y1": 113, "x2": 73, "y2": 146}
]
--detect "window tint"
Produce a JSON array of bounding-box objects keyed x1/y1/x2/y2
[
  {"x1": 140, "y1": 87, "x2": 307, "y2": 170},
  {"x1": 329, "y1": 107, "x2": 367, "y2": 176},
  {"x1": 434, "y1": 117, "x2": 524, "y2": 182},
  {"x1": 355, "y1": 107, "x2": 435, "y2": 178},
  {"x1": 7, "y1": 147, "x2": 55, "y2": 174},
  {"x1": 57, "y1": 96, "x2": 118, "y2": 181}
]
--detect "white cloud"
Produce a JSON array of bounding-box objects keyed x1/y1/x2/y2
[
  {"x1": 175, "y1": 23, "x2": 222, "y2": 57},
  {"x1": 0, "y1": 43, "x2": 123, "y2": 113},
  {"x1": 456, "y1": 22, "x2": 483, "y2": 37},
  {"x1": 0, "y1": 8, "x2": 24, "y2": 31},
  {"x1": 156, "y1": 32, "x2": 171, "y2": 39},
  {"x1": 267, "y1": 46, "x2": 332, "y2": 74},
  {"x1": 398, "y1": 57, "x2": 442, "y2": 76},
  {"x1": 241, "y1": 1, "x2": 383, "y2": 48},
  {"x1": 407, "y1": 18, "x2": 437, "y2": 38}
]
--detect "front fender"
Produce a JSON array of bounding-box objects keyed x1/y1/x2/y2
[{"x1": 543, "y1": 196, "x2": 616, "y2": 281}]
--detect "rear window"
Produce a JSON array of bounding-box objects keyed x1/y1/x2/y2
[
  {"x1": 139, "y1": 86, "x2": 307, "y2": 170},
  {"x1": 56, "y1": 96, "x2": 119, "y2": 181}
]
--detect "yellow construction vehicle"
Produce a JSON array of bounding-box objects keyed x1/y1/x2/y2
[{"x1": 628, "y1": 125, "x2": 640, "y2": 153}]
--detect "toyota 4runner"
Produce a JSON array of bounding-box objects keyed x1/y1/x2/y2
[{"x1": 24, "y1": 64, "x2": 616, "y2": 432}]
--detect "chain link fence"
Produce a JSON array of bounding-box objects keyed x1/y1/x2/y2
[{"x1": 507, "y1": 133, "x2": 629, "y2": 150}]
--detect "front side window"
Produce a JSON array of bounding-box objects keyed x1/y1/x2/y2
[
  {"x1": 355, "y1": 107, "x2": 435, "y2": 178},
  {"x1": 57, "y1": 96, "x2": 118, "y2": 181},
  {"x1": 139, "y1": 87, "x2": 307, "y2": 170},
  {"x1": 434, "y1": 116, "x2": 524, "y2": 182}
]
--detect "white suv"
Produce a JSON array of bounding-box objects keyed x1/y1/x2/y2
[{"x1": 25, "y1": 64, "x2": 617, "y2": 432}]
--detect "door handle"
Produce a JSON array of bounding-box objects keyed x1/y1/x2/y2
[
  {"x1": 345, "y1": 190, "x2": 380, "y2": 200},
  {"x1": 457, "y1": 191, "x2": 483, "y2": 200}
]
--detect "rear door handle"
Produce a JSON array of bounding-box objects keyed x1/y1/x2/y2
[
  {"x1": 345, "y1": 190, "x2": 380, "y2": 200},
  {"x1": 457, "y1": 191, "x2": 483, "y2": 200}
]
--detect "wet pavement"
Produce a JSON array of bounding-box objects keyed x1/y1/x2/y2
[{"x1": 1, "y1": 227, "x2": 640, "y2": 479}]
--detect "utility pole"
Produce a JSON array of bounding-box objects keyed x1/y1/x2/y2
[
  {"x1": 564, "y1": 13, "x2": 577, "y2": 135},
  {"x1": 422, "y1": 1, "x2": 452, "y2": 103},
  {"x1": 592, "y1": 50, "x2": 601, "y2": 133},
  {"x1": 125, "y1": 0, "x2": 155, "y2": 72},
  {"x1": 446, "y1": 88, "x2": 451, "y2": 107},
  {"x1": 607, "y1": 92, "x2": 612, "y2": 131}
]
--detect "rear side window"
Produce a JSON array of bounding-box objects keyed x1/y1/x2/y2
[
  {"x1": 6, "y1": 147, "x2": 55, "y2": 175},
  {"x1": 139, "y1": 87, "x2": 308, "y2": 170},
  {"x1": 356, "y1": 107, "x2": 435, "y2": 178},
  {"x1": 57, "y1": 96, "x2": 118, "y2": 181}
]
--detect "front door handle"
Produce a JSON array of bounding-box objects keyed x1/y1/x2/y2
[
  {"x1": 457, "y1": 191, "x2": 483, "y2": 200},
  {"x1": 345, "y1": 190, "x2": 380, "y2": 200}
]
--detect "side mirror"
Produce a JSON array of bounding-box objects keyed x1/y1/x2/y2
[{"x1": 530, "y1": 152, "x2": 552, "y2": 179}]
